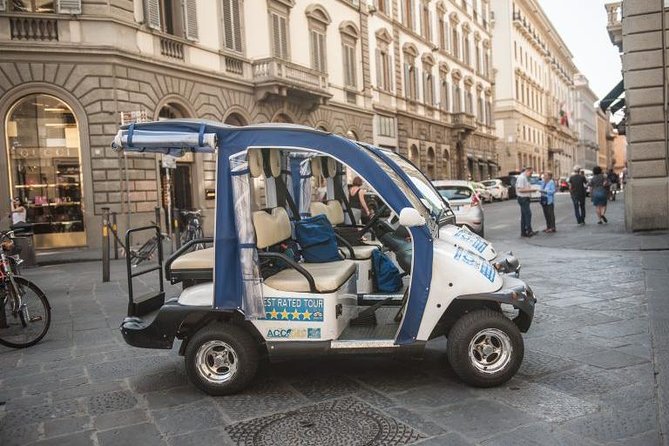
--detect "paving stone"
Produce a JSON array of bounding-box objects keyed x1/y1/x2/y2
[
  {"x1": 388, "y1": 381, "x2": 477, "y2": 409},
  {"x1": 167, "y1": 428, "x2": 235, "y2": 446},
  {"x1": 51, "y1": 380, "x2": 124, "y2": 402},
  {"x1": 0, "y1": 422, "x2": 41, "y2": 446},
  {"x1": 561, "y1": 405, "x2": 658, "y2": 444},
  {"x1": 579, "y1": 318, "x2": 649, "y2": 338},
  {"x1": 0, "y1": 399, "x2": 82, "y2": 428},
  {"x1": 480, "y1": 422, "x2": 598, "y2": 446},
  {"x1": 382, "y1": 406, "x2": 448, "y2": 437},
  {"x1": 351, "y1": 365, "x2": 436, "y2": 394},
  {"x1": 607, "y1": 430, "x2": 662, "y2": 446},
  {"x1": 517, "y1": 351, "x2": 577, "y2": 378},
  {"x1": 31, "y1": 430, "x2": 95, "y2": 446},
  {"x1": 215, "y1": 378, "x2": 308, "y2": 422},
  {"x1": 43, "y1": 414, "x2": 93, "y2": 437},
  {"x1": 539, "y1": 365, "x2": 633, "y2": 397},
  {"x1": 414, "y1": 432, "x2": 474, "y2": 445},
  {"x1": 87, "y1": 355, "x2": 179, "y2": 381},
  {"x1": 422, "y1": 399, "x2": 539, "y2": 441},
  {"x1": 129, "y1": 370, "x2": 188, "y2": 394},
  {"x1": 543, "y1": 296, "x2": 602, "y2": 308},
  {"x1": 573, "y1": 349, "x2": 649, "y2": 369},
  {"x1": 288, "y1": 374, "x2": 361, "y2": 402},
  {"x1": 152, "y1": 400, "x2": 226, "y2": 436},
  {"x1": 96, "y1": 422, "x2": 166, "y2": 446},
  {"x1": 93, "y1": 408, "x2": 149, "y2": 431},
  {"x1": 87, "y1": 389, "x2": 138, "y2": 416},
  {"x1": 145, "y1": 385, "x2": 209, "y2": 410},
  {"x1": 225, "y1": 397, "x2": 424, "y2": 446}
]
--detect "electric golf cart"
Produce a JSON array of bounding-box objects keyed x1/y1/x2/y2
[{"x1": 112, "y1": 121, "x2": 535, "y2": 395}]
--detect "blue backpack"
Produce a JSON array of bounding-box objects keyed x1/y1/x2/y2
[
  {"x1": 372, "y1": 249, "x2": 403, "y2": 293},
  {"x1": 294, "y1": 214, "x2": 341, "y2": 263}
]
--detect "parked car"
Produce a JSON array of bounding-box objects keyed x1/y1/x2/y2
[
  {"x1": 558, "y1": 177, "x2": 569, "y2": 192},
  {"x1": 432, "y1": 180, "x2": 485, "y2": 236},
  {"x1": 470, "y1": 182, "x2": 494, "y2": 203},
  {"x1": 481, "y1": 179, "x2": 509, "y2": 201},
  {"x1": 528, "y1": 175, "x2": 543, "y2": 202},
  {"x1": 497, "y1": 175, "x2": 518, "y2": 199}
]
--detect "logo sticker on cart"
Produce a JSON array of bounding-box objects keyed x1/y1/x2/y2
[
  {"x1": 264, "y1": 298, "x2": 324, "y2": 322},
  {"x1": 454, "y1": 247, "x2": 496, "y2": 283},
  {"x1": 265, "y1": 327, "x2": 322, "y2": 339},
  {"x1": 453, "y1": 229, "x2": 489, "y2": 253}
]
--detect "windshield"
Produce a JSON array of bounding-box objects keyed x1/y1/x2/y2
[
  {"x1": 378, "y1": 150, "x2": 449, "y2": 221},
  {"x1": 481, "y1": 180, "x2": 496, "y2": 187},
  {"x1": 437, "y1": 186, "x2": 473, "y2": 200}
]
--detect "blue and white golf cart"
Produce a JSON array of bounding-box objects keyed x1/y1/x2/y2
[{"x1": 112, "y1": 120, "x2": 535, "y2": 395}]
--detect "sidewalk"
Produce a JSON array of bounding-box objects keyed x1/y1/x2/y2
[{"x1": 1, "y1": 206, "x2": 668, "y2": 445}]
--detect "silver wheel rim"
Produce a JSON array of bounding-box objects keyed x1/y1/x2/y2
[
  {"x1": 195, "y1": 340, "x2": 239, "y2": 384},
  {"x1": 467, "y1": 328, "x2": 512, "y2": 374}
]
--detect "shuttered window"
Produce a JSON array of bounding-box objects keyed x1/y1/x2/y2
[
  {"x1": 223, "y1": 0, "x2": 243, "y2": 52},
  {"x1": 146, "y1": 0, "x2": 162, "y2": 30},
  {"x1": 57, "y1": 0, "x2": 81, "y2": 14},
  {"x1": 271, "y1": 12, "x2": 289, "y2": 59},
  {"x1": 343, "y1": 43, "x2": 356, "y2": 87},
  {"x1": 441, "y1": 80, "x2": 450, "y2": 111},
  {"x1": 183, "y1": 0, "x2": 198, "y2": 40},
  {"x1": 310, "y1": 30, "x2": 326, "y2": 72}
]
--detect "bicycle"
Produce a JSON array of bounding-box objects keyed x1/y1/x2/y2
[
  {"x1": 180, "y1": 210, "x2": 205, "y2": 250},
  {"x1": 0, "y1": 230, "x2": 51, "y2": 348},
  {"x1": 129, "y1": 224, "x2": 170, "y2": 267}
]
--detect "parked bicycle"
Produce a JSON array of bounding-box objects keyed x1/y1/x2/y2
[
  {"x1": 130, "y1": 224, "x2": 170, "y2": 267},
  {"x1": 180, "y1": 210, "x2": 205, "y2": 249},
  {"x1": 0, "y1": 230, "x2": 51, "y2": 348}
]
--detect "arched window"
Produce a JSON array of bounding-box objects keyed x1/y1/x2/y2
[
  {"x1": 224, "y1": 113, "x2": 248, "y2": 126},
  {"x1": 442, "y1": 149, "x2": 451, "y2": 179},
  {"x1": 426, "y1": 146, "x2": 435, "y2": 178},
  {"x1": 5, "y1": 94, "x2": 86, "y2": 249},
  {"x1": 403, "y1": 44, "x2": 419, "y2": 101},
  {"x1": 272, "y1": 113, "x2": 293, "y2": 123},
  {"x1": 306, "y1": 5, "x2": 331, "y2": 72},
  {"x1": 409, "y1": 144, "x2": 419, "y2": 167},
  {"x1": 158, "y1": 102, "x2": 189, "y2": 119}
]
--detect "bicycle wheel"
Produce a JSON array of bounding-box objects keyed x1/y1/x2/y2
[
  {"x1": 131, "y1": 238, "x2": 157, "y2": 267},
  {"x1": 0, "y1": 277, "x2": 51, "y2": 348},
  {"x1": 194, "y1": 227, "x2": 205, "y2": 250}
]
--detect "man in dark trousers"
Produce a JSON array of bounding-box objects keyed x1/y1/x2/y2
[
  {"x1": 568, "y1": 165, "x2": 587, "y2": 225},
  {"x1": 515, "y1": 167, "x2": 537, "y2": 237}
]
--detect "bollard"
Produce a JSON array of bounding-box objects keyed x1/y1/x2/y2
[
  {"x1": 173, "y1": 208, "x2": 181, "y2": 249},
  {"x1": 154, "y1": 206, "x2": 162, "y2": 230},
  {"x1": 102, "y1": 207, "x2": 110, "y2": 282},
  {"x1": 111, "y1": 212, "x2": 119, "y2": 260}
]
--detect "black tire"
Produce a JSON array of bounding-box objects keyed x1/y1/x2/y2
[
  {"x1": 184, "y1": 322, "x2": 259, "y2": 395},
  {"x1": 0, "y1": 277, "x2": 51, "y2": 349},
  {"x1": 447, "y1": 309, "x2": 523, "y2": 387}
]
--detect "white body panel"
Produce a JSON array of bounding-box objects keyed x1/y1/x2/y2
[
  {"x1": 439, "y1": 225, "x2": 497, "y2": 261},
  {"x1": 416, "y1": 239, "x2": 503, "y2": 340},
  {"x1": 251, "y1": 277, "x2": 357, "y2": 342},
  {"x1": 354, "y1": 259, "x2": 373, "y2": 294},
  {"x1": 178, "y1": 282, "x2": 215, "y2": 306}
]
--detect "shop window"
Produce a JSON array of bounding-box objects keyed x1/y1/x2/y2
[{"x1": 5, "y1": 94, "x2": 86, "y2": 249}]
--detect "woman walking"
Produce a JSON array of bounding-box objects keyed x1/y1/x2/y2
[
  {"x1": 540, "y1": 171, "x2": 556, "y2": 232},
  {"x1": 589, "y1": 166, "x2": 609, "y2": 224},
  {"x1": 348, "y1": 176, "x2": 372, "y2": 224}
]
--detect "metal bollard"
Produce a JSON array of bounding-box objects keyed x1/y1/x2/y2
[
  {"x1": 173, "y1": 208, "x2": 181, "y2": 249},
  {"x1": 102, "y1": 207, "x2": 110, "y2": 282},
  {"x1": 111, "y1": 211, "x2": 119, "y2": 260},
  {"x1": 154, "y1": 206, "x2": 162, "y2": 230}
]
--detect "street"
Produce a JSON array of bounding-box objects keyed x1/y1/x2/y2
[{"x1": 1, "y1": 192, "x2": 668, "y2": 445}]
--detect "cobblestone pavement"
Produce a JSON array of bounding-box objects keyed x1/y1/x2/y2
[{"x1": 1, "y1": 195, "x2": 668, "y2": 445}]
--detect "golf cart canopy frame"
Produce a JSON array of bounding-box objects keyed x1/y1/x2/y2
[{"x1": 112, "y1": 120, "x2": 433, "y2": 345}]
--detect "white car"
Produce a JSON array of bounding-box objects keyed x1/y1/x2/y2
[
  {"x1": 481, "y1": 179, "x2": 509, "y2": 201},
  {"x1": 470, "y1": 182, "x2": 494, "y2": 203},
  {"x1": 528, "y1": 175, "x2": 543, "y2": 202},
  {"x1": 433, "y1": 180, "x2": 485, "y2": 236}
]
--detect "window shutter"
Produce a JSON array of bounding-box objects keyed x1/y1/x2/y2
[
  {"x1": 0, "y1": 0, "x2": 6, "y2": 12},
  {"x1": 183, "y1": 0, "x2": 199, "y2": 41},
  {"x1": 388, "y1": 55, "x2": 393, "y2": 92},
  {"x1": 57, "y1": 0, "x2": 82, "y2": 14},
  {"x1": 280, "y1": 16, "x2": 288, "y2": 59},
  {"x1": 272, "y1": 14, "x2": 280, "y2": 57},
  {"x1": 146, "y1": 0, "x2": 161, "y2": 30},
  {"x1": 375, "y1": 49, "x2": 382, "y2": 88},
  {"x1": 232, "y1": 0, "x2": 242, "y2": 52},
  {"x1": 319, "y1": 33, "x2": 326, "y2": 72},
  {"x1": 350, "y1": 46, "x2": 357, "y2": 87},
  {"x1": 409, "y1": 0, "x2": 415, "y2": 30},
  {"x1": 223, "y1": 0, "x2": 234, "y2": 50},
  {"x1": 310, "y1": 31, "x2": 318, "y2": 69},
  {"x1": 414, "y1": 67, "x2": 420, "y2": 100},
  {"x1": 404, "y1": 64, "x2": 410, "y2": 98}
]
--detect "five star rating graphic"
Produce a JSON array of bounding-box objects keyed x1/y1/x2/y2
[{"x1": 266, "y1": 309, "x2": 313, "y2": 320}]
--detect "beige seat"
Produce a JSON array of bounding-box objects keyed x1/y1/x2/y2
[
  {"x1": 253, "y1": 207, "x2": 356, "y2": 293},
  {"x1": 310, "y1": 201, "x2": 379, "y2": 260},
  {"x1": 265, "y1": 260, "x2": 357, "y2": 293},
  {"x1": 171, "y1": 247, "x2": 214, "y2": 271}
]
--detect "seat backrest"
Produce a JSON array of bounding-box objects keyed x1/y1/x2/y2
[
  {"x1": 253, "y1": 207, "x2": 292, "y2": 249},
  {"x1": 310, "y1": 202, "x2": 329, "y2": 221},
  {"x1": 325, "y1": 200, "x2": 345, "y2": 225}
]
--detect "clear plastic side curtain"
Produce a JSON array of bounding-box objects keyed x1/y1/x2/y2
[
  {"x1": 299, "y1": 156, "x2": 313, "y2": 217},
  {"x1": 230, "y1": 153, "x2": 264, "y2": 319}
]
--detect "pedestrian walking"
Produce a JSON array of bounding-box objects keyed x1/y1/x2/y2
[
  {"x1": 568, "y1": 166, "x2": 587, "y2": 225},
  {"x1": 348, "y1": 176, "x2": 372, "y2": 224},
  {"x1": 515, "y1": 167, "x2": 537, "y2": 237},
  {"x1": 607, "y1": 168, "x2": 619, "y2": 201},
  {"x1": 589, "y1": 166, "x2": 609, "y2": 224},
  {"x1": 540, "y1": 171, "x2": 556, "y2": 232}
]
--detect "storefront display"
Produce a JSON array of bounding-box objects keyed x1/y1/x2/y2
[{"x1": 5, "y1": 94, "x2": 86, "y2": 249}]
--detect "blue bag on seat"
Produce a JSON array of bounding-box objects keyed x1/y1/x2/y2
[
  {"x1": 295, "y1": 214, "x2": 341, "y2": 263},
  {"x1": 372, "y1": 249, "x2": 403, "y2": 292}
]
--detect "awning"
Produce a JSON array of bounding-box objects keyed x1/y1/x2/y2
[
  {"x1": 599, "y1": 80, "x2": 624, "y2": 111},
  {"x1": 610, "y1": 97, "x2": 625, "y2": 115}
]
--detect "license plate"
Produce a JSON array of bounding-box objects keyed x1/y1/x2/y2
[{"x1": 452, "y1": 205, "x2": 461, "y2": 211}]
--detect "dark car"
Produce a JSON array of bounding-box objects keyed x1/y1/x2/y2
[{"x1": 497, "y1": 175, "x2": 518, "y2": 199}]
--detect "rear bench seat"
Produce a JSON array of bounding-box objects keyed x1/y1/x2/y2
[
  {"x1": 310, "y1": 201, "x2": 379, "y2": 260},
  {"x1": 253, "y1": 207, "x2": 356, "y2": 293}
]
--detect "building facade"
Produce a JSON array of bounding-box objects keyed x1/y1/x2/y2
[
  {"x1": 491, "y1": 0, "x2": 579, "y2": 178},
  {"x1": 573, "y1": 73, "x2": 599, "y2": 170},
  {"x1": 606, "y1": 0, "x2": 669, "y2": 231},
  {"x1": 0, "y1": 0, "x2": 500, "y2": 252},
  {"x1": 596, "y1": 108, "x2": 615, "y2": 170},
  {"x1": 367, "y1": 0, "x2": 497, "y2": 181}
]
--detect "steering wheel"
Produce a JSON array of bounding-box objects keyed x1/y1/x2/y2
[{"x1": 357, "y1": 204, "x2": 388, "y2": 239}]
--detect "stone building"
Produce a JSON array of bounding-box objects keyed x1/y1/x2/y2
[
  {"x1": 491, "y1": 0, "x2": 579, "y2": 178},
  {"x1": 573, "y1": 73, "x2": 599, "y2": 170},
  {"x1": 367, "y1": 0, "x2": 498, "y2": 181},
  {"x1": 596, "y1": 108, "x2": 616, "y2": 171},
  {"x1": 605, "y1": 0, "x2": 668, "y2": 231}
]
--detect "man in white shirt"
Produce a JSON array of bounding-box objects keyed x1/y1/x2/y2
[{"x1": 515, "y1": 167, "x2": 537, "y2": 237}]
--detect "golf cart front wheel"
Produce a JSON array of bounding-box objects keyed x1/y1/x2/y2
[
  {"x1": 184, "y1": 322, "x2": 259, "y2": 395},
  {"x1": 447, "y1": 309, "x2": 523, "y2": 387}
]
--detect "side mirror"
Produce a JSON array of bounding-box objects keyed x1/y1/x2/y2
[{"x1": 398, "y1": 208, "x2": 426, "y2": 227}]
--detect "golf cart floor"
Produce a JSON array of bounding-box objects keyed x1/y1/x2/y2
[{"x1": 339, "y1": 307, "x2": 400, "y2": 340}]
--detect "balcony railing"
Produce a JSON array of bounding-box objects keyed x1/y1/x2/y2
[
  {"x1": 253, "y1": 58, "x2": 328, "y2": 90},
  {"x1": 225, "y1": 55, "x2": 244, "y2": 75},
  {"x1": 605, "y1": 2, "x2": 622, "y2": 28},
  {"x1": 10, "y1": 17, "x2": 59, "y2": 41},
  {"x1": 451, "y1": 112, "x2": 477, "y2": 130},
  {"x1": 160, "y1": 36, "x2": 184, "y2": 60}
]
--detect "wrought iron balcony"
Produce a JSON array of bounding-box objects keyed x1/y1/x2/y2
[
  {"x1": 451, "y1": 112, "x2": 477, "y2": 131},
  {"x1": 252, "y1": 57, "x2": 331, "y2": 107}
]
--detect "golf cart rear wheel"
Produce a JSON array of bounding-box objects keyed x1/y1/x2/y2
[
  {"x1": 447, "y1": 309, "x2": 523, "y2": 387},
  {"x1": 185, "y1": 323, "x2": 259, "y2": 395}
]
